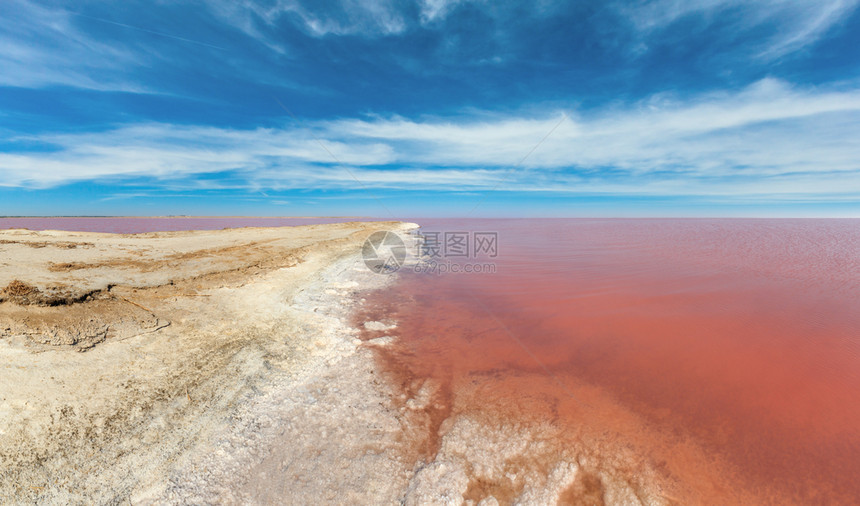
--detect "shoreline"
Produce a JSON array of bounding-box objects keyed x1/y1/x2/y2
[
  {"x1": 1, "y1": 220, "x2": 720, "y2": 505},
  {"x1": 162, "y1": 240, "x2": 424, "y2": 503},
  {"x1": 0, "y1": 216, "x2": 375, "y2": 220}
]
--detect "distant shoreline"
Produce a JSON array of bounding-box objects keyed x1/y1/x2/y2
[
  {"x1": 1, "y1": 216, "x2": 857, "y2": 220},
  {"x1": 0, "y1": 216, "x2": 375, "y2": 219}
]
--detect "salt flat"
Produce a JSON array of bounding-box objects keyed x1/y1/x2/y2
[{"x1": 0, "y1": 222, "x2": 418, "y2": 503}]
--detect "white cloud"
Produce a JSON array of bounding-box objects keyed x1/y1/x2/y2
[
  {"x1": 755, "y1": 0, "x2": 857, "y2": 59},
  {"x1": 216, "y1": 0, "x2": 858, "y2": 58},
  {"x1": 222, "y1": 0, "x2": 408, "y2": 37},
  {"x1": 0, "y1": 123, "x2": 396, "y2": 187},
  {"x1": 418, "y1": 0, "x2": 472, "y2": 23},
  {"x1": 2, "y1": 79, "x2": 859, "y2": 199},
  {"x1": 623, "y1": 0, "x2": 860, "y2": 60},
  {"x1": 320, "y1": 79, "x2": 860, "y2": 179},
  {"x1": 0, "y1": 0, "x2": 151, "y2": 91}
]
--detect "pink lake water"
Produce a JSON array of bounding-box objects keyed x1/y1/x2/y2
[
  {"x1": 358, "y1": 219, "x2": 860, "y2": 504},
  {"x1": 6, "y1": 217, "x2": 859, "y2": 503}
]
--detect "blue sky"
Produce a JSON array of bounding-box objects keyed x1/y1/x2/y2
[{"x1": 1, "y1": 0, "x2": 859, "y2": 217}]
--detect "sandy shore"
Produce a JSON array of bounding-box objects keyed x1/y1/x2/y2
[
  {"x1": 0, "y1": 222, "x2": 419, "y2": 504},
  {"x1": 1, "y1": 221, "x2": 675, "y2": 505}
]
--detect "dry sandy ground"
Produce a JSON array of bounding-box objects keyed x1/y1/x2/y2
[
  {"x1": 0, "y1": 222, "x2": 667, "y2": 505},
  {"x1": 0, "y1": 222, "x2": 422, "y2": 504}
]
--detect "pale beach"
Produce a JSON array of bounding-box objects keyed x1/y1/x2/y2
[{"x1": 0, "y1": 222, "x2": 426, "y2": 503}]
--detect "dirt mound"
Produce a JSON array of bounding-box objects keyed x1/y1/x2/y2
[
  {"x1": 1, "y1": 279, "x2": 100, "y2": 306},
  {"x1": 1, "y1": 294, "x2": 169, "y2": 351},
  {"x1": 0, "y1": 239, "x2": 94, "y2": 249},
  {"x1": 4, "y1": 279, "x2": 36, "y2": 297}
]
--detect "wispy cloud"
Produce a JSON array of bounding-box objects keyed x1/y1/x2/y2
[
  {"x1": 7, "y1": 0, "x2": 855, "y2": 99},
  {"x1": 0, "y1": 123, "x2": 395, "y2": 187},
  {"x1": 418, "y1": 0, "x2": 471, "y2": 24},
  {"x1": 622, "y1": 0, "x2": 860, "y2": 60},
  {"x1": 210, "y1": 0, "x2": 409, "y2": 38},
  {"x1": 3, "y1": 79, "x2": 859, "y2": 200},
  {"x1": 204, "y1": 0, "x2": 859, "y2": 62},
  {"x1": 325, "y1": 79, "x2": 860, "y2": 177},
  {"x1": 0, "y1": 0, "x2": 274, "y2": 93},
  {"x1": 0, "y1": 0, "x2": 146, "y2": 90}
]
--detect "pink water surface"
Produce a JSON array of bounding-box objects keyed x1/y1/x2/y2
[
  {"x1": 360, "y1": 219, "x2": 860, "y2": 504},
  {"x1": 0, "y1": 216, "x2": 371, "y2": 234}
]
